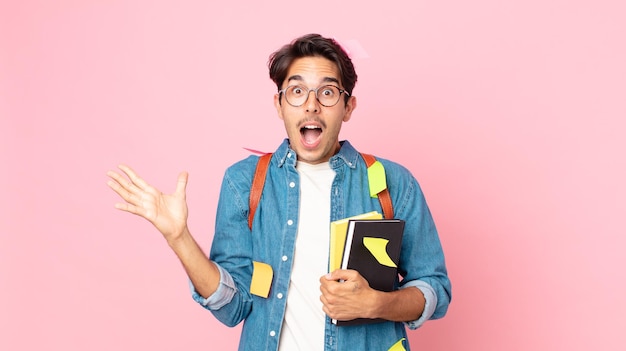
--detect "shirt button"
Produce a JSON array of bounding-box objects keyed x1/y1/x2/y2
[
  {"x1": 282, "y1": 255, "x2": 288, "y2": 261},
  {"x1": 287, "y1": 219, "x2": 293, "y2": 226},
  {"x1": 270, "y1": 330, "x2": 276, "y2": 337},
  {"x1": 287, "y1": 152, "x2": 292, "y2": 158},
  {"x1": 289, "y1": 182, "x2": 295, "y2": 188},
  {"x1": 277, "y1": 293, "x2": 283, "y2": 299}
]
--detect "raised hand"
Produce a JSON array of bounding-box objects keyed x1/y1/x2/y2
[{"x1": 107, "y1": 165, "x2": 189, "y2": 242}]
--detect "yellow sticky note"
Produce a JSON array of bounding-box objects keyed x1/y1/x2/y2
[
  {"x1": 250, "y1": 261, "x2": 273, "y2": 298},
  {"x1": 363, "y1": 237, "x2": 397, "y2": 268},
  {"x1": 388, "y1": 338, "x2": 407, "y2": 351},
  {"x1": 329, "y1": 211, "x2": 382, "y2": 272},
  {"x1": 367, "y1": 160, "x2": 387, "y2": 198}
]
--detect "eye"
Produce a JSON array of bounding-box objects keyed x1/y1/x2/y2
[
  {"x1": 289, "y1": 86, "x2": 305, "y2": 96},
  {"x1": 320, "y1": 86, "x2": 337, "y2": 97}
]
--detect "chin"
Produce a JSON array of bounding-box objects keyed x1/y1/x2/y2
[{"x1": 303, "y1": 151, "x2": 332, "y2": 164}]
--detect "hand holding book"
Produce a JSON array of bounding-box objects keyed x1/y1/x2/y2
[
  {"x1": 320, "y1": 268, "x2": 384, "y2": 324},
  {"x1": 326, "y1": 216, "x2": 405, "y2": 325}
]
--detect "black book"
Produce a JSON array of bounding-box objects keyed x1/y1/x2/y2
[{"x1": 333, "y1": 219, "x2": 405, "y2": 326}]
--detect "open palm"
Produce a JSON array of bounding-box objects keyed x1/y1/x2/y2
[{"x1": 107, "y1": 165, "x2": 189, "y2": 240}]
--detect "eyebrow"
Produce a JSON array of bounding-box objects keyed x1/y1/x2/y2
[{"x1": 286, "y1": 75, "x2": 340, "y2": 86}]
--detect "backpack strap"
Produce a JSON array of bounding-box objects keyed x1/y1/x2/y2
[
  {"x1": 247, "y1": 152, "x2": 394, "y2": 230},
  {"x1": 360, "y1": 153, "x2": 394, "y2": 219},
  {"x1": 248, "y1": 153, "x2": 272, "y2": 230}
]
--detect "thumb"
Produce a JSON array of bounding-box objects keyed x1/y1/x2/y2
[
  {"x1": 325, "y1": 269, "x2": 350, "y2": 282},
  {"x1": 175, "y1": 171, "x2": 189, "y2": 197}
]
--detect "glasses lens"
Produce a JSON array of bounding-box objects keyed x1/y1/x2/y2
[
  {"x1": 285, "y1": 85, "x2": 307, "y2": 106},
  {"x1": 317, "y1": 85, "x2": 340, "y2": 107}
]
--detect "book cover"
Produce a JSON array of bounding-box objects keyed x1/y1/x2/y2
[
  {"x1": 334, "y1": 218, "x2": 405, "y2": 326},
  {"x1": 329, "y1": 211, "x2": 382, "y2": 272}
]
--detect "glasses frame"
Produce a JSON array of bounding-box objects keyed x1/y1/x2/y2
[{"x1": 278, "y1": 84, "x2": 350, "y2": 107}]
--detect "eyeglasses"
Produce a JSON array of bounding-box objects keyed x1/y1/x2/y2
[{"x1": 278, "y1": 85, "x2": 350, "y2": 107}]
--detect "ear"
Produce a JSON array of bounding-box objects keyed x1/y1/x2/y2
[
  {"x1": 274, "y1": 93, "x2": 284, "y2": 120},
  {"x1": 342, "y1": 95, "x2": 357, "y2": 122}
]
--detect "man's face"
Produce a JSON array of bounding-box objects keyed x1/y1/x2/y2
[{"x1": 274, "y1": 56, "x2": 356, "y2": 164}]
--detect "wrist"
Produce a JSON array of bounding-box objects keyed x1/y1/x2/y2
[
  {"x1": 166, "y1": 226, "x2": 191, "y2": 249},
  {"x1": 368, "y1": 289, "x2": 388, "y2": 319},
  {"x1": 372, "y1": 287, "x2": 425, "y2": 322}
]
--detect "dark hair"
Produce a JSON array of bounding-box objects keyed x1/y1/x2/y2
[{"x1": 268, "y1": 34, "x2": 357, "y2": 102}]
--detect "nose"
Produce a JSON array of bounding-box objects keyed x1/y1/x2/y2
[{"x1": 304, "y1": 90, "x2": 320, "y2": 113}]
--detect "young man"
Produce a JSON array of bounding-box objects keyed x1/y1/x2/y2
[{"x1": 107, "y1": 34, "x2": 451, "y2": 351}]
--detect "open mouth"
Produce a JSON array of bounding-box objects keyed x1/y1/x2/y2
[{"x1": 300, "y1": 125, "x2": 322, "y2": 147}]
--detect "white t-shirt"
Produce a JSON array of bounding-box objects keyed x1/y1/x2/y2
[{"x1": 279, "y1": 161, "x2": 335, "y2": 351}]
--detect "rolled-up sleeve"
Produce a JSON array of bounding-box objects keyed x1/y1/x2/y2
[
  {"x1": 189, "y1": 262, "x2": 237, "y2": 310},
  {"x1": 401, "y1": 280, "x2": 437, "y2": 330}
]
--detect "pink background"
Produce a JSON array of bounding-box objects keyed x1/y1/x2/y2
[{"x1": 2, "y1": 1, "x2": 625, "y2": 350}]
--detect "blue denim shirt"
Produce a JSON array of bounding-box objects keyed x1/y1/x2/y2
[{"x1": 191, "y1": 140, "x2": 451, "y2": 351}]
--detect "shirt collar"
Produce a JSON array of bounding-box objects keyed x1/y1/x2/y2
[{"x1": 273, "y1": 139, "x2": 360, "y2": 170}]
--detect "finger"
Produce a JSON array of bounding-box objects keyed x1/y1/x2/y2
[
  {"x1": 118, "y1": 164, "x2": 152, "y2": 192},
  {"x1": 322, "y1": 272, "x2": 334, "y2": 281},
  {"x1": 326, "y1": 269, "x2": 355, "y2": 282},
  {"x1": 107, "y1": 170, "x2": 129, "y2": 190},
  {"x1": 175, "y1": 171, "x2": 188, "y2": 198},
  {"x1": 107, "y1": 169, "x2": 143, "y2": 203},
  {"x1": 107, "y1": 174, "x2": 142, "y2": 206},
  {"x1": 107, "y1": 168, "x2": 152, "y2": 204},
  {"x1": 107, "y1": 171, "x2": 130, "y2": 197},
  {"x1": 113, "y1": 200, "x2": 148, "y2": 218}
]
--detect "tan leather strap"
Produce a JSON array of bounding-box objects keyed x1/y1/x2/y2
[
  {"x1": 360, "y1": 153, "x2": 394, "y2": 219},
  {"x1": 248, "y1": 153, "x2": 272, "y2": 230},
  {"x1": 248, "y1": 152, "x2": 394, "y2": 230}
]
